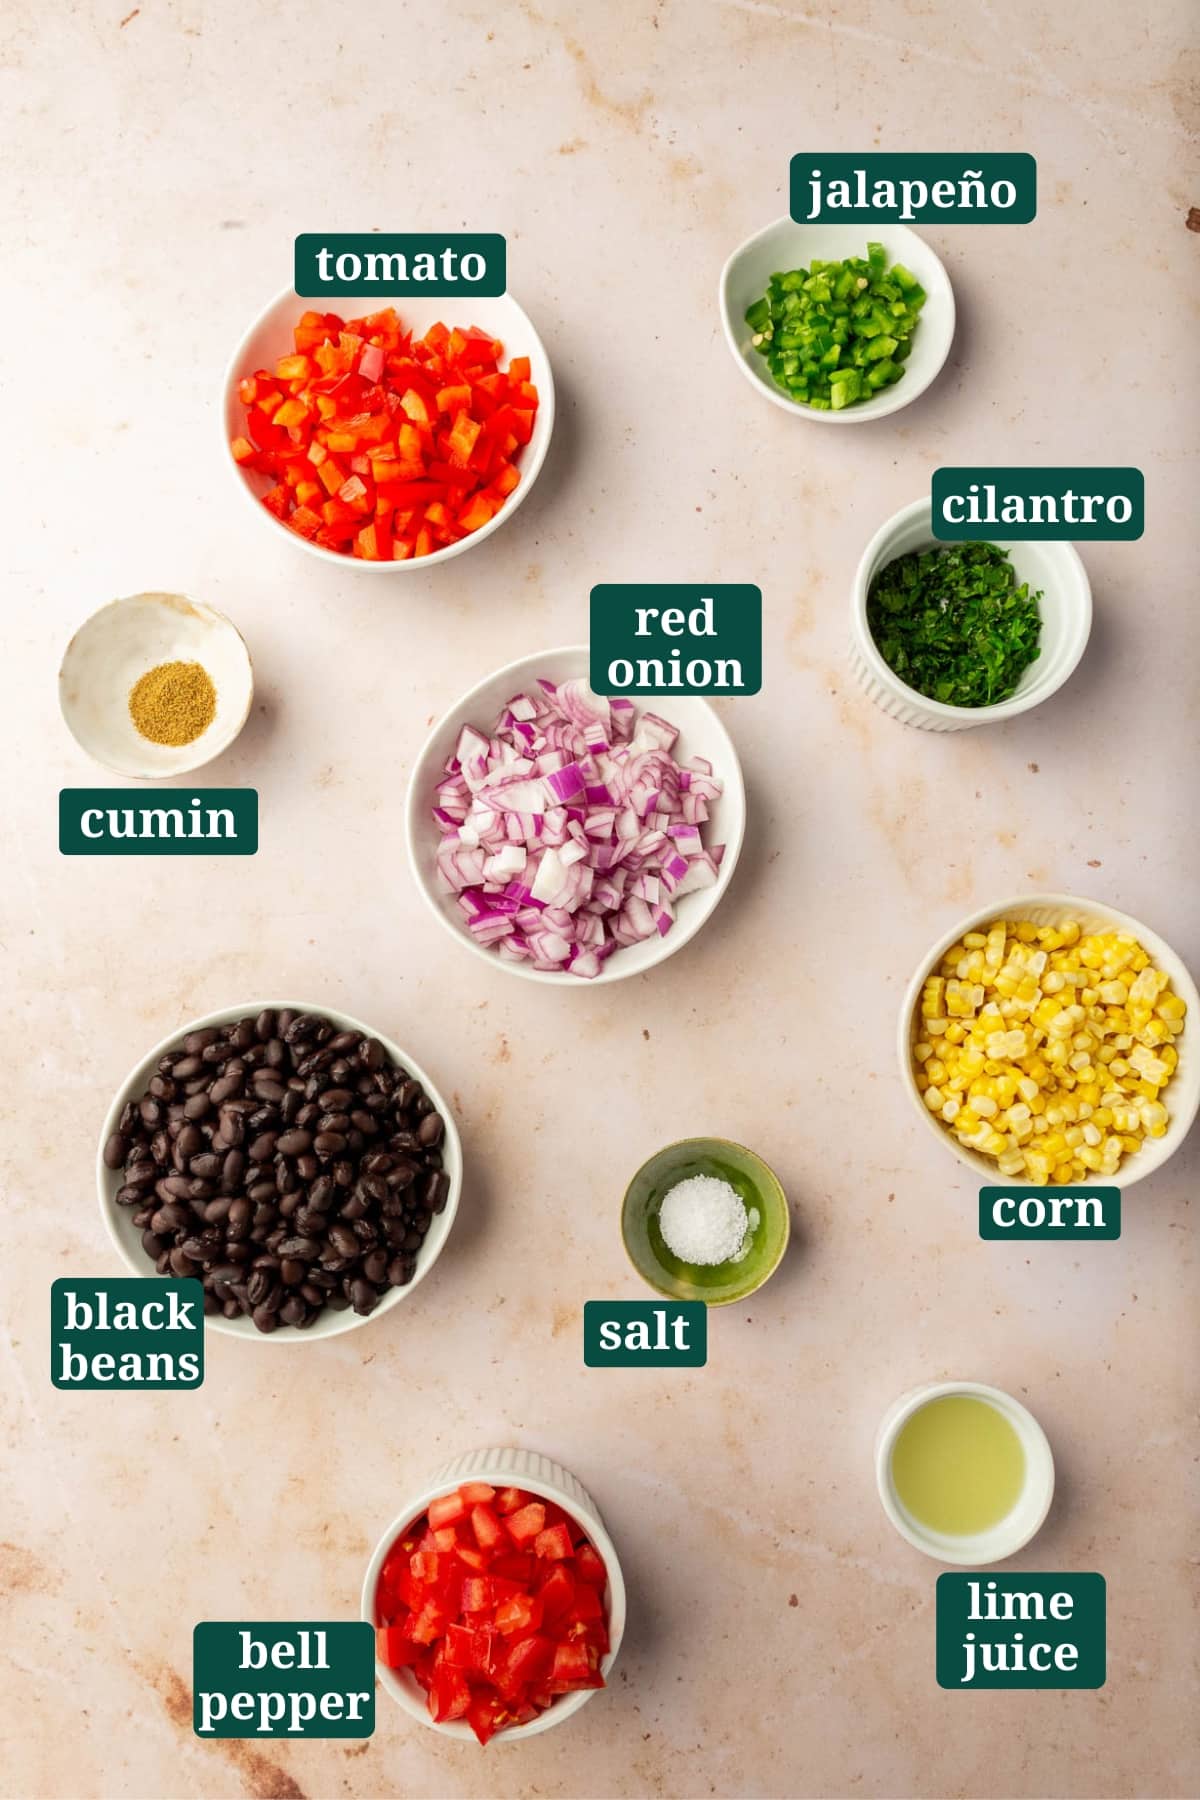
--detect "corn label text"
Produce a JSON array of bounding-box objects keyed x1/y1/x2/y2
[{"x1": 979, "y1": 1185, "x2": 1120, "y2": 1240}]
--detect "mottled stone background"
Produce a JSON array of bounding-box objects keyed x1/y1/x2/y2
[{"x1": 2, "y1": 1, "x2": 1197, "y2": 1795}]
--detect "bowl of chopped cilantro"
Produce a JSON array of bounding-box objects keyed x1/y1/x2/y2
[
  {"x1": 719, "y1": 218, "x2": 954, "y2": 422},
  {"x1": 851, "y1": 499, "x2": 1092, "y2": 729}
]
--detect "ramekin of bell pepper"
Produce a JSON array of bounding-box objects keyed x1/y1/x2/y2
[
  {"x1": 223, "y1": 288, "x2": 553, "y2": 568},
  {"x1": 362, "y1": 1454, "x2": 625, "y2": 1744}
]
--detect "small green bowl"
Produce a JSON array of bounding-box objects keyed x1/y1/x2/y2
[{"x1": 621, "y1": 1137, "x2": 789, "y2": 1306}]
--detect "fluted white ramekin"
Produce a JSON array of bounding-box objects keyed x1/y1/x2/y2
[
  {"x1": 850, "y1": 498, "x2": 1092, "y2": 730},
  {"x1": 363, "y1": 1447, "x2": 626, "y2": 1742}
]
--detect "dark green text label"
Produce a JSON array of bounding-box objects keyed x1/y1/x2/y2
[
  {"x1": 932, "y1": 468, "x2": 1143, "y2": 540},
  {"x1": 583, "y1": 1300, "x2": 707, "y2": 1367},
  {"x1": 792, "y1": 154, "x2": 1036, "y2": 223},
  {"x1": 980, "y1": 1186, "x2": 1120, "y2": 1240},
  {"x1": 590, "y1": 585, "x2": 761, "y2": 696},
  {"x1": 59, "y1": 788, "x2": 258, "y2": 855},
  {"x1": 51, "y1": 1278, "x2": 204, "y2": 1389},
  {"x1": 193, "y1": 1623, "x2": 374, "y2": 1737},
  {"x1": 937, "y1": 1574, "x2": 1105, "y2": 1689},
  {"x1": 295, "y1": 234, "x2": 505, "y2": 297}
]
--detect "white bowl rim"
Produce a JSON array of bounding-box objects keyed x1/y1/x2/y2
[
  {"x1": 58, "y1": 593, "x2": 256, "y2": 781},
  {"x1": 403, "y1": 643, "x2": 747, "y2": 986},
  {"x1": 718, "y1": 215, "x2": 956, "y2": 425},
  {"x1": 361, "y1": 1448, "x2": 627, "y2": 1741},
  {"x1": 853, "y1": 498, "x2": 1093, "y2": 724},
  {"x1": 220, "y1": 281, "x2": 556, "y2": 572},
  {"x1": 875, "y1": 1380, "x2": 1055, "y2": 1565},
  {"x1": 96, "y1": 999, "x2": 463, "y2": 1340},
  {"x1": 898, "y1": 893, "x2": 1200, "y2": 1191}
]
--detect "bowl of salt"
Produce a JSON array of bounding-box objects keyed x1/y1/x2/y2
[{"x1": 620, "y1": 1137, "x2": 789, "y2": 1306}]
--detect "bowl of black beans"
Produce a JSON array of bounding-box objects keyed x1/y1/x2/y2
[{"x1": 97, "y1": 1003, "x2": 462, "y2": 1339}]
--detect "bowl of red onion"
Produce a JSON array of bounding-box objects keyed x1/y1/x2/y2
[{"x1": 404, "y1": 646, "x2": 746, "y2": 984}]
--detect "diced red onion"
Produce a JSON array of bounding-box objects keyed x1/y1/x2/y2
[{"x1": 432, "y1": 678, "x2": 725, "y2": 976}]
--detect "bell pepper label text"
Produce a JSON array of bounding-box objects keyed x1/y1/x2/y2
[
  {"x1": 295, "y1": 234, "x2": 505, "y2": 298},
  {"x1": 51, "y1": 1278, "x2": 204, "y2": 1389},
  {"x1": 193, "y1": 1623, "x2": 374, "y2": 1738},
  {"x1": 792, "y1": 154, "x2": 1036, "y2": 223},
  {"x1": 583, "y1": 1300, "x2": 707, "y2": 1367},
  {"x1": 979, "y1": 1186, "x2": 1120, "y2": 1240},
  {"x1": 932, "y1": 468, "x2": 1144, "y2": 540},
  {"x1": 59, "y1": 788, "x2": 258, "y2": 856},
  {"x1": 590, "y1": 585, "x2": 761, "y2": 697},
  {"x1": 936, "y1": 1574, "x2": 1106, "y2": 1689}
]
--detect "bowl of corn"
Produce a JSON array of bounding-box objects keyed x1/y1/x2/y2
[{"x1": 900, "y1": 895, "x2": 1199, "y2": 1190}]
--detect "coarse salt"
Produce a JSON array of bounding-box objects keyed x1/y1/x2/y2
[{"x1": 658, "y1": 1174, "x2": 756, "y2": 1267}]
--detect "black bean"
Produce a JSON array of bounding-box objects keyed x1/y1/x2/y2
[
  {"x1": 349, "y1": 1278, "x2": 379, "y2": 1315},
  {"x1": 103, "y1": 1131, "x2": 128, "y2": 1170},
  {"x1": 275, "y1": 1128, "x2": 312, "y2": 1157},
  {"x1": 417, "y1": 1112, "x2": 444, "y2": 1148},
  {"x1": 227, "y1": 1198, "x2": 252, "y2": 1241},
  {"x1": 252, "y1": 1305, "x2": 279, "y2": 1334},
  {"x1": 322, "y1": 1088, "x2": 354, "y2": 1110},
  {"x1": 205, "y1": 1196, "x2": 233, "y2": 1224},
  {"x1": 248, "y1": 1132, "x2": 278, "y2": 1163},
  {"x1": 279, "y1": 1295, "x2": 307, "y2": 1327}
]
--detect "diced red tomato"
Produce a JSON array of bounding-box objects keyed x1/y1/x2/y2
[
  {"x1": 494, "y1": 1487, "x2": 527, "y2": 1515},
  {"x1": 232, "y1": 308, "x2": 537, "y2": 559}
]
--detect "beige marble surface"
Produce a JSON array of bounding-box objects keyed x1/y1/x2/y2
[{"x1": 2, "y1": 2, "x2": 1198, "y2": 1796}]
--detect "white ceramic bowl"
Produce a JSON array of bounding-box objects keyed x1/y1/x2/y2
[
  {"x1": 363, "y1": 1445, "x2": 626, "y2": 1741},
  {"x1": 719, "y1": 217, "x2": 954, "y2": 424},
  {"x1": 221, "y1": 284, "x2": 554, "y2": 572},
  {"x1": 850, "y1": 499, "x2": 1093, "y2": 731},
  {"x1": 59, "y1": 593, "x2": 254, "y2": 778},
  {"x1": 405, "y1": 645, "x2": 746, "y2": 986},
  {"x1": 900, "y1": 895, "x2": 1200, "y2": 1191},
  {"x1": 97, "y1": 1001, "x2": 462, "y2": 1340},
  {"x1": 876, "y1": 1381, "x2": 1055, "y2": 1565}
]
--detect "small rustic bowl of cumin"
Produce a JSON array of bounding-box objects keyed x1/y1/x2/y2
[{"x1": 59, "y1": 592, "x2": 254, "y2": 778}]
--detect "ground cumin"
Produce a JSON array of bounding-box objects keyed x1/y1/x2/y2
[{"x1": 128, "y1": 660, "x2": 216, "y2": 746}]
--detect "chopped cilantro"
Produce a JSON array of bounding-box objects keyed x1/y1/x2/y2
[{"x1": 867, "y1": 542, "x2": 1042, "y2": 707}]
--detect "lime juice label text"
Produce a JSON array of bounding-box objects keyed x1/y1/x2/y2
[
  {"x1": 792, "y1": 154, "x2": 1036, "y2": 223},
  {"x1": 937, "y1": 1575, "x2": 1105, "y2": 1689}
]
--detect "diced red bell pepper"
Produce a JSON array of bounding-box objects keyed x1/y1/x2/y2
[
  {"x1": 494, "y1": 1487, "x2": 528, "y2": 1516},
  {"x1": 538, "y1": 1564, "x2": 576, "y2": 1625},
  {"x1": 494, "y1": 1591, "x2": 544, "y2": 1637},
  {"x1": 471, "y1": 1504, "x2": 508, "y2": 1553},
  {"x1": 375, "y1": 1625, "x2": 422, "y2": 1669},
  {"x1": 534, "y1": 1522, "x2": 574, "y2": 1561},
  {"x1": 574, "y1": 1543, "x2": 607, "y2": 1588},
  {"x1": 506, "y1": 1503, "x2": 546, "y2": 1545},
  {"x1": 428, "y1": 1664, "x2": 471, "y2": 1724}
]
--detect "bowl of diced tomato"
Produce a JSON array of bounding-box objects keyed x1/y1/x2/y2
[
  {"x1": 363, "y1": 1449, "x2": 625, "y2": 1744},
  {"x1": 222, "y1": 287, "x2": 554, "y2": 569}
]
